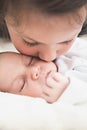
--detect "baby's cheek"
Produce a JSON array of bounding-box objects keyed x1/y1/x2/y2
[{"x1": 34, "y1": 86, "x2": 44, "y2": 97}]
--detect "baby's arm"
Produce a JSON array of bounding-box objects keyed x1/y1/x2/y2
[{"x1": 41, "y1": 72, "x2": 69, "y2": 103}]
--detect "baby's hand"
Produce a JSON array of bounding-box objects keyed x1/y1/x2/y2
[{"x1": 41, "y1": 72, "x2": 70, "y2": 103}]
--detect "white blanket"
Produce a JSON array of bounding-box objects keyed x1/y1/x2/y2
[
  {"x1": 0, "y1": 37, "x2": 87, "y2": 130},
  {"x1": 0, "y1": 91, "x2": 87, "y2": 130}
]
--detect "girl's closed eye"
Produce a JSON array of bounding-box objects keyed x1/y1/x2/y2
[
  {"x1": 57, "y1": 38, "x2": 74, "y2": 45},
  {"x1": 23, "y1": 39, "x2": 39, "y2": 47},
  {"x1": 62, "y1": 39, "x2": 74, "y2": 45}
]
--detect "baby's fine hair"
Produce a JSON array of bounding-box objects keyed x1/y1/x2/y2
[{"x1": 0, "y1": 0, "x2": 87, "y2": 39}]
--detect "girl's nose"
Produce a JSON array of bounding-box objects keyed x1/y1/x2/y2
[
  {"x1": 39, "y1": 47, "x2": 57, "y2": 61},
  {"x1": 31, "y1": 66, "x2": 40, "y2": 80}
]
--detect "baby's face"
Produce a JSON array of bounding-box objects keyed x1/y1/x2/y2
[{"x1": 0, "y1": 52, "x2": 57, "y2": 97}]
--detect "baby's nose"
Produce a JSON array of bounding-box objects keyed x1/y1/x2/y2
[{"x1": 31, "y1": 66, "x2": 40, "y2": 80}]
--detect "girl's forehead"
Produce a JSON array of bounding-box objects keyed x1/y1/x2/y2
[
  {"x1": 17, "y1": 16, "x2": 81, "y2": 43},
  {"x1": 5, "y1": 7, "x2": 86, "y2": 44},
  {"x1": 7, "y1": 6, "x2": 86, "y2": 28}
]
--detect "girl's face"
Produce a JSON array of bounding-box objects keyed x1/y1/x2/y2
[
  {"x1": 5, "y1": 8, "x2": 86, "y2": 61},
  {"x1": 0, "y1": 53, "x2": 57, "y2": 97}
]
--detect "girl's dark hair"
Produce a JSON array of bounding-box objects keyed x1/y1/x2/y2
[
  {"x1": 79, "y1": 18, "x2": 87, "y2": 36},
  {"x1": 0, "y1": 0, "x2": 87, "y2": 40}
]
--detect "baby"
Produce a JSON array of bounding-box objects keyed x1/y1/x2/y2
[{"x1": 0, "y1": 52, "x2": 69, "y2": 103}]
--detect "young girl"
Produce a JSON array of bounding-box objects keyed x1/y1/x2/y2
[{"x1": 0, "y1": 0, "x2": 87, "y2": 61}]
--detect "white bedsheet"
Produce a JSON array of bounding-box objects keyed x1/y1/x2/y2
[
  {"x1": 0, "y1": 37, "x2": 87, "y2": 130},
  {"x1": 0, "y1": 91, "x2": 87, "y2": 130}
]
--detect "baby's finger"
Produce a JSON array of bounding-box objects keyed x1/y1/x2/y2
[
  {"x1": 52, "y1": 72, "x2": 68, "y2": 82},
  {"x1": 46, "y1": 76, "x2": 59, "y2": 88},
  {"x1": 41, "y1": 93, "x2": 56, "y2": 103},
  {"x1": 42, "y1": 85, "x2": 53, "y2": 96},
  {"x1": 47, "y1": 72, "x2": 69, "y2": 87}
]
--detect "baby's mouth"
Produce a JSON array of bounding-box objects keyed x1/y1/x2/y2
[{"x1": 45, "y1": 71, "x2": 51, "y2": 79}]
